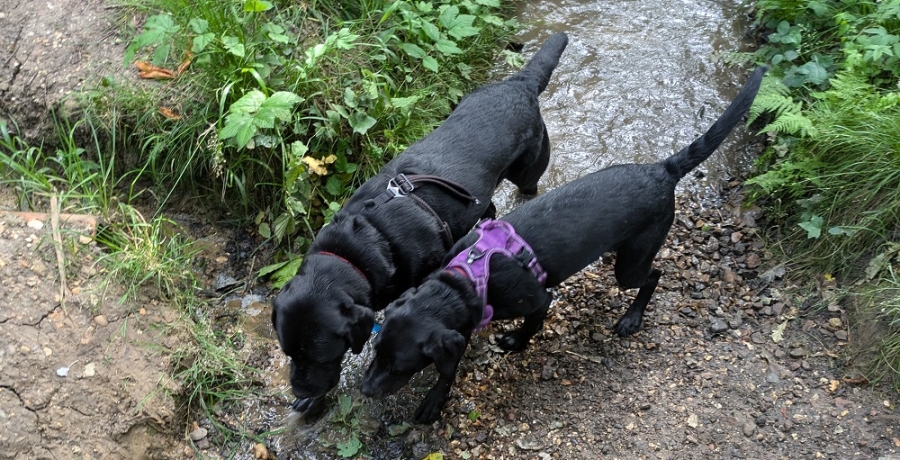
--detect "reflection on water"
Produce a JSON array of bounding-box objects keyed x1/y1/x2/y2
[{"x1": 493, "y1": 0, "x2": 755, "y2": 213}]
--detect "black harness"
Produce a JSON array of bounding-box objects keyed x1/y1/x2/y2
[{"x1": 363, "y1": 173, "x2": 479, "y2": 249}]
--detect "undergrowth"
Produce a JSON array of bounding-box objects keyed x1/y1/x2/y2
[
  {"x1": 91, "y1": 0, "x2": 518, "y2": 287},
  {"x1": 733, "y1": 0, "x2": 900, "y2": 389},
  {"x1": 2, "y1": 0, "x2": 520, "y2": 453}
]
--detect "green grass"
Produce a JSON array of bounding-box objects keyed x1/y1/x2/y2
[
  {"x1": 3, "y1": 0, "x2": 521, "y2": 454},
  {"x1": 94, "y1": 0, "x2": 518, "y2": 252},
  {"x1": 745, "y1": 0, "x2": 900, "y2": 390}
]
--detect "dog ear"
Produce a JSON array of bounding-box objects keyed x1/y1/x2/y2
[
  {"x1": 345, "y1": 303, "x2": 375, "y2": 354},
  {"x1": 421, "y1": 329, "x2": 468, "y2": 377}
]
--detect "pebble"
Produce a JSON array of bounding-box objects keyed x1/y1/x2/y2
[
  {"x1": 93, "y1": 315, "x2": 108, "y2": 327},
  {"x1": 189, "y1": 426, "x2": 208, "y2": 441},
  {"x1": 828, "y1": 318, "x2": 842, "y2": 328},
  {"x1": 27, "y1": 219, "x2": 44, "y2": 230},
  {"x1": 789, "y1": 348, "x2": 807, "y2": 359},
  {"x1": 709, "y1": 319, "x2": 728, "y2": 334},
  {"x1": 743, "y1": 422, "x2": 756, "y2": 436}
]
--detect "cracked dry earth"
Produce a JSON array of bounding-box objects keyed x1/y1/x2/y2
[
  {"x1": 0, "y1": 0, "x2": 125, "y2": 141},
  {"x1": 0, "y1": 206, "x2": 189, "y2": 459},
  {"x1": 237, "y1": 179, "x2": 900, "y2": 460}
]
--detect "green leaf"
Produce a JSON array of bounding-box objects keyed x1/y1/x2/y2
[
  {"x1": 390, "y1": 95, "x2": 420, "y2": 109},
  {"x1": 467, "y1": 410, "x2": 481, "y2": 422},
  {"x1": 189, "y1": 18, "x2": 209, "y2": 34},
  {"x1": 257, "y1": 222, "x2": 271, "y2": 239},
  {"x1": 435, "y1": 39, "x2": 463, "y2": 55},
  {"x1": 402, "y1": 43, "x2": 427, "y2": 59},
  {"x1": 273, "y1": 212, "x2": 295, "y2": 240},
  {"x1": 421, "y1": 21, "x2": 441, "y2": 42},
  {"x1": 348, "y1": 111, "x2": 377, "y2": 135},
  {"x1": 219, "y1": 112, "x2": 257, "y2": 149},
  {"x1": 230, "y1": 90, "x2": 267, "y2": 114},
  {"x1": 192, "y1": 33, "x2": 215, "y2": 54},
  {"x1": 243, "y1": 0, "x2": 273, "y2": 12},
  {"x1": 475, "y1": 0, "x2": 500, "y2": 6},
  {"x1": 124, "y1": 14, "x2": 180, "y2": 65},
  {"x1": 336, "y1": 436, "x2": 362, "y2": 458},
  {"x1": 423, "y1": 56, "x2": 439, "y2": 72},
  {"x1": 222, "y1": 36, "x2": 245, "y2": 57},
  {"x1": 798, "y1": 215, "x2": 823, "y2": 239},
  {"x1": 338, "y1": 395, "x2": 353, "y2": 416},
  {"x1": 269, "y1": 257, "x2": 303, "y2": 289},
  {"x1": 479, "y1": 14, "x2": 504, "y2": 26},
  {"x1": 326, "y1": 175, "x2": 344, "y2": 196},
  {"x1": 257, "y1": 91, "x2": 302, "y2": 126}
]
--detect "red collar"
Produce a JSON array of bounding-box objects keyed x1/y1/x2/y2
[{"x1": 318, "y1": 251, "x2": 368, "y2": 284}]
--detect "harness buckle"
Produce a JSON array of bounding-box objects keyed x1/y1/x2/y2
[
  {"x1": 515, "y1": 247, "x2": 536, "y2": 269},
  {"x1": 386, "y1": 174, "x2": 415, "y2": 197},
  {"x1": 466, "y1": 247, "x2": 485, "y2": 264}
]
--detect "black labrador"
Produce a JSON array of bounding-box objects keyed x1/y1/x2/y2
[
  {"x1": 361, "y1": 67, "x2": 767, "y2": 423},
  {"x1": 272, "y1": 33, "x2": 569, "y2": 416}
]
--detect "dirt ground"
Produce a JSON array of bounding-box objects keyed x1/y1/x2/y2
[
  {"x1": 237, "y1": 179, "x2": 900, "y2": 460},
  {"x1": 0, "y1": 0, "x2": 125, "y2": 142},
  {"x1": 2, "y1": 0, "x2": 900, "y2": 459}
]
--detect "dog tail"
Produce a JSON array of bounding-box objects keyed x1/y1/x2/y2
[
  {"x1": 663, "y1": 66, "x2": 768, "y2": 180},
  {"x1": 511, "y1": 32, "x2": 569, "y2": 94}
]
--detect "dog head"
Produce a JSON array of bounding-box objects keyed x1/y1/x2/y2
[
  {"x1": 272, "y1": 260, "x2": 374, "y2": 400},
  {"x1": 361, "y1": 277, "x2": 474, "y2": 398}
]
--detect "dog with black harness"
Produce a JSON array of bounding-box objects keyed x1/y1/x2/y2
[
  {"x1": 272, "y1": 33, "x2": 569, "y2": 417},
  {"x1": 361, "y1": 67, "x2": 767, "y2": 423}
]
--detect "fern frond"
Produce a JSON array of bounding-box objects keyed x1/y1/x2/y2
[
  {"x1": 748, "y1": 74, "x2": 795, "y2": 124},
  {"x1": 715, "y1": 51, "x2": 759, "y2": 66},
  {"x1": 760, "y1": 110, "x2": 817, "y2": 137}
]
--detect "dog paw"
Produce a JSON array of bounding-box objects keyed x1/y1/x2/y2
[
  {"x1": 291, "y1": 396, "x2": 327, "y2": 417},
  {"x1": 613, "y1": 315, "x2": 642, "y2": 337},
  {"x1": 497, "y1": 333, "x2": 529, "y2": 352},
  {"x1": 414, "y1": 397, "x2": 445, "y2": 424}
]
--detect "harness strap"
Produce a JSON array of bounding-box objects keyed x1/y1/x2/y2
[
  {"x1": 363, "y1": 173, "x2": 479, "y2": 249},
  {"x1": 318, "y1": 251, "x2": 368, "y2": 284},
  {"x1": 444, "y1": 219, "x2": 547, "y2": 330}
]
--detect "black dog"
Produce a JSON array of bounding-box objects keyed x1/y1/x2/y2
[
  {"x1": 272, "y1": 33, "x2": 569, "y2": 416},
  {"x1": 361, "y1": 67, "x2": 767, "y2": 423}
]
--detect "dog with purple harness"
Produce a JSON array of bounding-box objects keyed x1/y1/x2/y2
[
  {"x1": 272, "y1": 33, "x2": 569, "y2": 417},
  {"x1": 361, "y1": 66, "x2": 767, "y2": 423}
]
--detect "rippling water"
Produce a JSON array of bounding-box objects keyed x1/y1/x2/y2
[{"x1": 492, "y1": 0, "x2": 756, "y2": 212}]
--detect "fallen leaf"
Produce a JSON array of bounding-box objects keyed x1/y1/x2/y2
[
  {"x1": 177, "y1": 52, "x2": 193, "y2": 75},
  {"x1": 423, "y1": 453, "x2": 444, "y2": 460},
  {"x1": 893, "y1": 437, "x2": 900, "y2": 447},
  {"x1": 828, "y1": 380, "x2": 840, "y2": 392},
  {"x1": 842, "y1": 375, "x2": 869, "y2": 386},
  {"x1": 158, "y1": 107, "x2": 181, "y2": 120},
  {"x1": 252, "y1": 443, "x2": 270, "y2": 459},
  {"x1": 135, "y1": 61, "x2": 176, "y2": 79},
  {"x1": 302, "y1": 156, "x2": 328, "y2": 175},
  {"x1": 771, "y1": 321, "x2": 787, "y2": 343}
]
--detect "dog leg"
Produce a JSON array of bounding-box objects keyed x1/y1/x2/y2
[
  {"x1": 612, "y1": 268, "x2": 661, "y2": 336},
  {"x1": 414, "y1": 374, "x2": 457, "y2": 423},
  {"x1": 506, "y1": 123, "x2": 551, "y2": 196},
  {"x1": 415, "y1": 331, "x2": 469, "y2": 423},
  {"x1": 291, "y1": 396, "x2": 328, "y2": 418},
  {"x1": 498, "y1": 290, "x2": 553, "y2": 352}
]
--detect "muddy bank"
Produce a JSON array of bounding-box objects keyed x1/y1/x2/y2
[
  {"x1": 0, "y1": 207, "x2": 189, "y2": 458},
  {"x1": 0, "y1": 0, "x2": 126, "y2": 142}
]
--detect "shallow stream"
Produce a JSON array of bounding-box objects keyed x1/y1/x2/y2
[{"x1": 250, "y1": 0, "x2": 758, "y2": 456}]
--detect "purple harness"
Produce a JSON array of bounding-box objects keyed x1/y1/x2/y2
[{"x1": 444, "y1": 219, "x2": 548, "y2": 330}]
